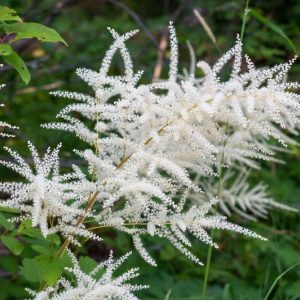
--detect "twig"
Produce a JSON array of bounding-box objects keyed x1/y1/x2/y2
[
  {"x1": 88, "y1": 221, "x2": 173, "y2": 231},
  {"x1": 15, "y1": 81, "x2": 63, "y2": 95},
  {"x1": 193, "y1": 9, "x2": 221, "y2": 54},
  {"x1": 152, "y1": 0, "x2": 190, "y2": 81},
  {"x1": 153, "y1": 30, "x2": 169, "y2": 81}
]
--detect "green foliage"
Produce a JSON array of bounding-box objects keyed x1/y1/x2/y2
[
  {"x1": 0, "y1": 43, "x2": 12, "y2": 56},
  {"x1": 0, "y1": 5, "x2": 66, "y2": 84},
  {"x1": 0, "y1": 0, "x2": 299, "y2": 299},
  {"x1": 0, "y1": 22, "x2": 67, "y2": 45},
  {"x1": 79, "y1": 256, "x2": 98, "y2": 274},
  {"x1": 248, "y1": 8, "x2": 297, "y2": 54},
  {"x1": 0, "y1": 212, "x2": 14, "y2": 230},
  {"x1": 2, "y1": 50, "x2": 30, "y2": 83},
  {"x1": 1, "y1": 236, "x2": 24, "y2": 255},
  {"x1": 21, "y1": 253, "x2": 70, "y2": 286},
  {"x1": 0, "y1": 6, "x2": 21, "y2": 22}
]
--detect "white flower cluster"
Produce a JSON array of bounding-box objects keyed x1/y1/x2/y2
[
  {"x1": 27, "y1": 251, "x2": 146, "y2": 300},
  {"x1": 0, "y1": 22, "x2": 298, "y2": 298},
  {"x1": 194, "y1": 40, "x2": 299, "y2": 167},
  {"x1": 42, "y1": 21, "x2": 299, "y2": 267},
  {"x1": 0, "y1": 142, "x2": 99, "y2": 243}
]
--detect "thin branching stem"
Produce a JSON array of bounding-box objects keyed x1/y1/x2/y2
[
  {"x1": 87, "y1": 221, "x2": 173, "y2": 231},
  {"x1": 240, "y1": 0, "x2": 250, "y2": 42}
]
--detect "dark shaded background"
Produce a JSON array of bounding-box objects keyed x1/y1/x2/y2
[{"x1": 0, "y1": 0, "x2": 300, "y2": 299}]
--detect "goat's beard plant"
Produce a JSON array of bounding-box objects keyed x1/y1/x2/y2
[{"x1": 0, "y1": 22, "x2": 299, "y2": 299}]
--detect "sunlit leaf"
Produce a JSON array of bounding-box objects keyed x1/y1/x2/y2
[
  {"x1": 1, "y1": 22, "x2": 67, "y2": 46},
  {"x1": 1, "y1": 236, "x2": 24, "y2": 255},
  {"x1": 18, "y1": 219, "x2": 42, "y2": 238},
  {"x1": 35, "y1": 255, "x2": 64, "y2": 286},
  {"x1": 2, "y1": 49, "x2": 30, "y2": 84},
  {"x1": 249, "y1": 8, "x2": 297, "y2": 53},
  {"x1": 0, "y1": 6, "x2": 21, "y2": 22},
  {"x1": 0, "y1": 212, "x2": 14, "y2": 230},
  {"x1": 0, "y1": 43, "x2": 12, "y2": 56},
  {"x1": 21, "y1": 254, "x2": 70, "y2": 286},
  {"x1": 79, "y1": 256, "x2": 97, "y2": 274},
  {"x1": 21, "y1": 258, "x2": 41, "y2": 282}
]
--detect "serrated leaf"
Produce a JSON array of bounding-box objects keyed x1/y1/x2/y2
[
  {"x1": 21, "y1": 254, "x2": 68, "y2": 286},
  {"x1": 46, "y1": 233, "x2": 61, "y2": 246},
  {"x1": 18, "y1": 219, "x2": 42, "y2": 238},
  {"x1": 79, "y1": 256, "x2": 98, "y2": 274},
  {"x1": 19, "y1": 226, "x2": 42, "y2": 238},
  {"x1": 31, "y1": 244, "x2": 51, "y2": 255},
  {"x1": 21, "y1": 258, "x2": 41, "y2": 282},
  {"x1": 0, "y1": 212, "x2": 14, "y2": 230},
  {"x1": 0, "y1": 6, "x2": 21, "y2": 22},
  {"x1": 1, "y1": 236, "x2": 24, "y2": 255},
  {"x1": 249, "y1": 8, "x2": 297, "y2": 54},
  {"x1": 0, "y1": 43, "x2": 12, "y2": 56},
  {"x1": 35, "y1": 255, "x2": 63, "y2": 286},
  {"x1": 2, "y1": 50, "x2": 30, "y2": 84},
  {"x1": 1, "y1": 22, "x2": 67, "y2": 46}
]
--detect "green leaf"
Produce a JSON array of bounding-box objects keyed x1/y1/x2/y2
[
  {"x1": 0, "y1": 43, "x2": 12, "y2": 56},
  {"x1": 222, "y1": 284, "x2": 233, "y2": 300},
  {"x1": 0, "y1": 206, "x2": 20, "y2": 214},
  {"x1": 21, "y1": 254, "x2": 68, "y2": 286},
  {"x1": 21, "y1": 258, "x2": 41, "y2": 282},
  {"x1": 1, "y1": 236, "x2": 24, "y2": 255},
  {"x1": 46, "y1": 233, "x2": 61, "y2": 246},
  {"x1": 18, "y1": 219, "x2": 42, "y2": 238},
  {"x1": 0, "y1": 212, "x2": 14, "y2": 230},
  {"x1": 0, "y1": 279, "x2": 9, "y2": 299},
  {"x1": 249, "y1": 8, "x2": 297, "y2": 53},
  {"x1": 35, "y1": 255, "x2": 64, "y2": 286},
  {"x1": 2, "y1": 50, "x2": 30, "y2": 84},
  {"x1": 1, "y1": 22, "x2": 67, "y2": 46},
  {"x1": 0, "y1": 255, "x2": 19, "y2": 273},
  {"x1": 79, "y1": 256, "x2": 97, "y2": 274},
  {"x1": 0, "y1": 6, "x2": 21, "y2": 22},
  {"x1": 31, "y1": 244, "x2": 51, "y2": 255},
  {"x1": 286, "y1": 281, "x2": 300, "y2": 297},
  {"x1": 264, "y1": 263, "x2": 300, "y2": 300}
]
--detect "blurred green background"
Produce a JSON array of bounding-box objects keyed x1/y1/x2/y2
[{"x1": 0, "y1": 0, "x2": 300, "y2": 299}]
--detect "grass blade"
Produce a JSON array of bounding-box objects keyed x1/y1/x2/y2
[
  {"x1": 249, "y1": 8, "x2": 297, "y2": 53},
  {"x1": 263, "y1": 262, "x2": 300, "y2": 300}
]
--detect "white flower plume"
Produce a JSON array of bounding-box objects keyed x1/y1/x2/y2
[
  {"x1": 27, "y1": 250, "x2": 147, "y2": 300},
  {"x1": 38, "y1": 22, "x2": 300, "y2": 265},
  {"x1": 192, "y1": 171, "x2": 298, "y2": 220},
  {"x1": 0, "y1": 142, "x2": 99, "y2": 242}
]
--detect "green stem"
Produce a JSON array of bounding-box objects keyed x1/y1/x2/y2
[
  {"x1": 201, "y1": 124, "x2": 228, "y2": 300},
  {"x1": 240, "y1": 0, "x2": 250, "y2": 42},
  {"x1": 201, "y1": 1, "x2": 250, "y2": 298},
  {"x1": 263, "y1": 263, "x2": 300, "y2": 300},
  {"x1": 201, "y1": 230, "x2": 215, "y2": 300}
]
